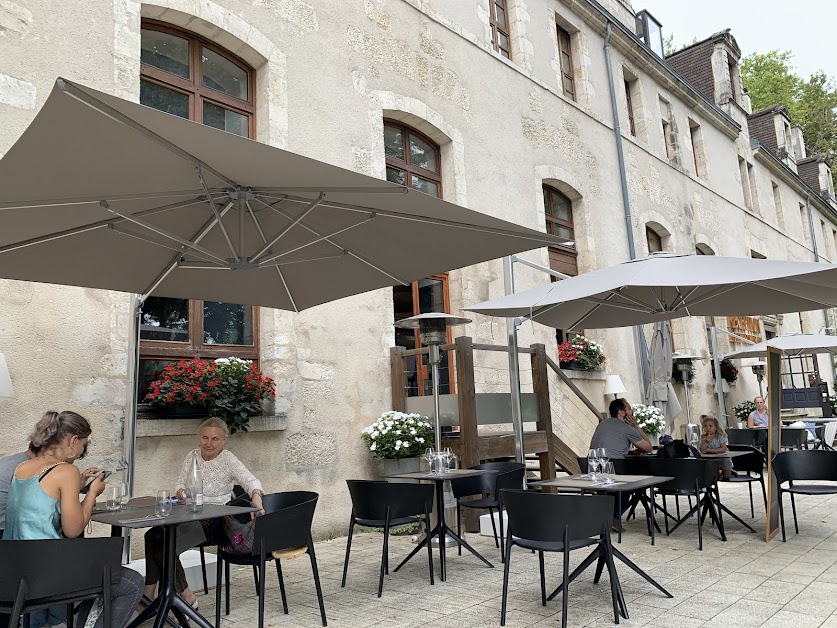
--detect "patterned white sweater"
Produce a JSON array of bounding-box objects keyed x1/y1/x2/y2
[{"x1": 174, "y1": 449, "x2": 262, "y2": 505}]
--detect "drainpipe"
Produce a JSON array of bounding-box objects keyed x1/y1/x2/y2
[{"x1": 604, "y1": 22, "x2": 651, "y2": 399}]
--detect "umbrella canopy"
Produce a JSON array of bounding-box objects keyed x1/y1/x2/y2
[
  {"x1": 645, "y1": 321, "x2": 682, "y2": 428},
  {"x1": 463, "y1": 252, "x2": 837, "y2": 330},
  {"x1": 0, "y1": 79, "x2": 565, "y2": 310},
  {"x1": 725, "y1": 334, "x2": 837, "y2": 360}
]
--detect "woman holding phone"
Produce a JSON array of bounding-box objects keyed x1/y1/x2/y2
[{"x1": 4, "y1": 410, "x2": 144, "y2": 628}]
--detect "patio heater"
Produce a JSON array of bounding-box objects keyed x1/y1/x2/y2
[
  {"x1": 751, "y1": 360, "x2": 767, "y2": 398},
  {"x1": 394, "y1": 313, "x2": 471, "y2": 451},
  {"x1": 672, "y1": 352, "x2": 701, "y2": 428}
]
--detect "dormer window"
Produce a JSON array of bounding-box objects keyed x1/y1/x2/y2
[{"x1": 636, "y1": 10, "x2": 664, "y2": 59}]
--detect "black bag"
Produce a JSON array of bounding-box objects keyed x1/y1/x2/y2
[
  {"x1": 656, "y1": 439, "x2": 698, "y2": 458},
  {"x1": 221, "y1": 495, "x2": 256, "y2": 554}
]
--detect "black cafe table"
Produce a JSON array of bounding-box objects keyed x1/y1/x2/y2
[
  {"x1": 530, "y1": 474, "x2": 674, "y2": 606},
  {"x1": 93, "y1": 497, "x2": 257, "y2": 628},
  {"x1": 386, "y1": 468, "x2": 497, "y2": 582}
]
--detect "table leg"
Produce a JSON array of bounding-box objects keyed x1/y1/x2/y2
[
  {"x1": 617, "y1": 492, "x2": 622, "y2": 544},
  {"x1": 436, "y1": 482, "x2": 447, "y2": 582}
]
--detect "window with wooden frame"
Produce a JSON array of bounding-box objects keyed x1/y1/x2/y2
[
  {"x1": 384, "y1": 121, "x2": 453, "y2": 397},
  {"x1": 489, "y1": 0, "x2": 512, "y2": 59},
  {"x1": 557, "y1": 26, "x2": 575, "y2": 100},
  {"x1": 544, "y1": 185, "x2": 578, "y2": 344},
  {"x1": 138, "y1": 22, "x2": 258, "y2": 404},
  {"x1": 384, "y1": 120, "x2": 442, "y2": 198}
]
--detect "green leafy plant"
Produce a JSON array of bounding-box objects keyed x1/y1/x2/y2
[
  {"x1": 144, "y1": 359, "x2": 214, "y2": 407},
  {"x1": 208, "y1": 357, "x2": 275, "y2": 434},
  {"x1": 558, "y1": 335, "x2": 606, "y2": 370},
  {"x1": 361, "y1": 411, "x2": 433, "y2": 459},
  {"x1": 733, "y1": 400, "x2": 756, "y2": 422},
  {"x1": 631, "y1": 404, "x2": 666, "y2": 436}
]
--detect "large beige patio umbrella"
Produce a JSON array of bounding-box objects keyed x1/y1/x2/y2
[
  {"x1": 645, "y1": 321, "x2": 682, "y2": 432},
  {"x1": 464, "y1": 252, "x2": 837, "y2": 329},
  {"x1": 724, "y1": 333, "x2": 837, "y2": 359},
  {"x1": 0, "y1": 78, "x2": 566, "y2": 493}
]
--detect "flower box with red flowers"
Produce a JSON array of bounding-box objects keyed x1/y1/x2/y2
[
  {"x1": 557, "y1": 335, "x2": 606, "y2": 371},
  {"x1": 144, "y1": 357, "x2": 275, "y2": 433}
]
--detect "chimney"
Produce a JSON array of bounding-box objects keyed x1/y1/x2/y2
[{"x1": 791, "y1": 125, "x2": 807, "y2": 161}]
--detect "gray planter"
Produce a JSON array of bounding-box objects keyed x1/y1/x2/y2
[{"x1": 376, "y1": 456, "x2": 422, "y2": 481}]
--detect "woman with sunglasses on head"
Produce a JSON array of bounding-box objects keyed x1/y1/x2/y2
[{"x1": 4, "y1": 410, "x2": 144, "y2": 628}]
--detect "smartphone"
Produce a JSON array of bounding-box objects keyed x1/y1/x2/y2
[{"x1": 79, "y1": 470, "x2": 112, "y2": 494}]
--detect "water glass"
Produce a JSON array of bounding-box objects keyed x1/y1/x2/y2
[
  {"x1": 106, "y1": 486, "x2": 122, "y2": 511},
  {"x1": 601, "y1": 462, "x2": 616, "y2": 484},
  {"x1": 116, "y1": 482, "x2": 129, "y2": 506},
  {"x1": 155, "y1": 490, "x2": 172, "y2": 517}
]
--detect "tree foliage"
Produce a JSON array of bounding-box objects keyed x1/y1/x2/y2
[{"x1": 741, "y1": 50, "x2": 837, "y2": 187}]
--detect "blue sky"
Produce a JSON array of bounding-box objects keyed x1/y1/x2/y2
[{"x1": 636, "y1": 0, "x2": 836, "y2": 82}]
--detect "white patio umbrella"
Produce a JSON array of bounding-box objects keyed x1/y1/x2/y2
[
  {"x1": 724, "y1": 333, "x2": 837, "y2": 359},
  {"x1": 645, "y1": 321, "x2": 682, "y2": 432},
  {"x1": 464, "y1": 252, "x2": 837, "y2": 328},
  {"x1": 0, "y1": 78, "x2": 565, "y2": 494}
]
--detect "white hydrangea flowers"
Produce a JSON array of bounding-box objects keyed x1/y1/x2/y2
[{"x1": 361, "y1": 411, "x2": 434, "y2": 459}]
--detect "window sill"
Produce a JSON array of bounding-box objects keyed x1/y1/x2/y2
[
  {"x1": 136, "y1": 414, "x2": 288, "y2": 438},
  {"x1": 560, "y1": 369, "x2": 607, "y2": 381}
]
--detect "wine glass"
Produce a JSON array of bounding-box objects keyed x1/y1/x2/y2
[
  {"x1": 587, "y1": 449, "x2": 599, "y2": 480},
  {"x1": 424, "y1": 447, "x2": 436, "y2": 473},
  {"x1": 155, "y1": 490, "x2": 172, "y2": 517},
  {"x1": 442, "y1": 447, "x2": 454, "y2": 473},
  {"x1": 597, "y1": 447, "x2": 609, "y2": 473}
]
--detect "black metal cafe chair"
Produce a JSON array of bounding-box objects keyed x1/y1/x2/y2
[
  {"x1": 342, "y1": 480, "x2": 434, "y2": 597},
  {"x1": 725, "y1": 445, "x2": 767, "y2": 518},
  {"x1": 450, "y1": 462, "x2": 525, "y2": 561},
  {"x1": 781, "y1": 428, "x2": 808, "y2": 451},
  {"x1": 499, "y1": 490, "x2": 623, "y2": 628},
  {"x1": 773, "y1": 450, "x2": 837, "y2": 542},
  {"x1": 215, "y1": 491, "x2": 327, "y2": 628},
  {"x1": 0, "y1": 537, "x2": 123, "y2": 628}
]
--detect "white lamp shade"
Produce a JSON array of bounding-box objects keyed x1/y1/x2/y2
[
  {"x1": 603, "y1": 374, "x2": 627, "y2": 396},
  {"x1": 0, "y1": 352, "x2": 13, "y2": 398}
]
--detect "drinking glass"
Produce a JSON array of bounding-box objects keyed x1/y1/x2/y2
[
  {"x1": 442, "y1": 447, "x2": 454, "y2": 474},
  {"x1": 597, "y1": 447, "x2": 609, "y2": 471},
  {"x1": 587, "y1": 449, "x2": 599, "y2": 480},
  {"x1": 424, "y1": 447, "x2": 436, "y2": 473},
  {"x1": 116, "y1": 482, "x2": 129, "y2": 506},
  {"x1": 106, "y1": 486, "x2": 122, "y2": 511},
  {"x1": 155, "y1": 490, "x2": 172, "y2": 517},
  {"x1": 602, "y1": 462, "x2": 616, "y2": 484}
]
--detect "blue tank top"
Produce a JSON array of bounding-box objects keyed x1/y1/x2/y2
[
  {"x1": 4, "y1": 463, "x2": 63, "y2": 540},
  {"x1": 752, "y1": 409, "x2": 768, "y2": 427}
]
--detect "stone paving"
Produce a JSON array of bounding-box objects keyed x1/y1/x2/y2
[{"x1": 140, "y1": 481, "x2": 837, "y2": 627}]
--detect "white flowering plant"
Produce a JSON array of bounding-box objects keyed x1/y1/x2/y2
[
  {"x1": 631, "y1": 403, "x2": 666, "y2": 436},
  {"x1": 361, "y1": 411, "x2": 434, "y2": 459}
]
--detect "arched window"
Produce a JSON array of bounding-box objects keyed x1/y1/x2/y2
[
  {"x1": 695, "y1": 243, "x2": 715, "y2": 255},
  {"x1": 137, "y1": 22, "x2": 258, "y2": 405},
  {"x1": 543, "y1": 185, "x2": 577, "y2": 276},
  {"x1": 646, "y1": 226, "x2": 663, "y2": 254},
  {"x1": 140, "y1": 21, "x2": 255, "y2": 137},
  {"x1": 385, "y1": 120, "x2": 452, "y2": 397},
  {"x1": 384, "y1": 120, "x2": 442, "y2": 197}
]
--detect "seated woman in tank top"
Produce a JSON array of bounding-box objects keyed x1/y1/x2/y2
[
  {"x1": 748, "y1": 396, "x2": 769, "y2": 428},
  {"x1": 5, "y1": 410, "x2": 144, "y2": 628}
]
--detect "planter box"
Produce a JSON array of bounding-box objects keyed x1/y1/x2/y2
[
  {"x1": 147, "y1": 403, "x2": 209, "y2": 420},
  {"x1": 375, "y1": 457, "x2": 422, "y2": 481},
  {"x1": 137, "y1": 414, "x2": 288, "y2": 437}
]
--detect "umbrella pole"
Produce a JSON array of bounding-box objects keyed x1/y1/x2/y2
[
  {"x1": 504, "y1": 257, "x2": 526, "y2": 467},
  {"x1": 122, "y1": 294, "x2": 142, "y2": 563}
]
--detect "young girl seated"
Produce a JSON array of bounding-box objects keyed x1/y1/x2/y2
[{"x1": 698, "y1": 414, "x2": 732, "y2": 479}]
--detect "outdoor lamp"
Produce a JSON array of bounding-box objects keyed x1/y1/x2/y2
[
  {"x1": 751, "y1": 360, "x2": 767, "y2": 397},
  {"x1": 0, "y1": 352, "x2": 14, "y2": 398},
  {"x1": 393, "y1": 313, "x2": 471, "y2": 451},
  {"x1": 603, "y1": 375, "x2": 627, "y2": 400}
]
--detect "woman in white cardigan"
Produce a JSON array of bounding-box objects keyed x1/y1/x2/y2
[{"x1": 142, "y1": 418, "x2": 265, "y2": 607}]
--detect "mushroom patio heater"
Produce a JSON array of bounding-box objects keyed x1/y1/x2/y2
[
  {"x1": 672, "y1": 352, "x2": 701, "y2": 427},
  {"x1": 394, "y1": 312, "x2": 471, "y2": 451},
  {"x1": 751, "y1": 360, "x2": 767, "y2": 398}
]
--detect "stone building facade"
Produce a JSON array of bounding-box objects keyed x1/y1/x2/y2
[{"x1": 0, "y1": 0, "x2": 835, "y2": 538}]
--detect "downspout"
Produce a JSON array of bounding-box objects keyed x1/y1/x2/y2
[
  {"x1": 604, "y1": 22, "x2": 651, "y2": 399},
  {"x1": 805, "y1": 194, "x2": 836, "y2": 391}
]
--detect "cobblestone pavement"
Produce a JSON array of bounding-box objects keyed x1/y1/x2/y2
[{"x1": 139, "y1": 481, "x2": 837, "y2": 627}]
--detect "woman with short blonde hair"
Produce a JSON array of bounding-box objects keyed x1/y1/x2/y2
[{"x1": 143, "y1": 417, "x2": 264, "y2": 607}]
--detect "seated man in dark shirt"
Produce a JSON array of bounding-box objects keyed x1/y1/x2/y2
[{"x1": 589, "y1": 399, "x2": 652, "y2": 530}]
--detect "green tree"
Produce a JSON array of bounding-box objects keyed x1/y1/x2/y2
[{"x1": 740, "y1": 50, "x2": 837, "y2": 189}]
